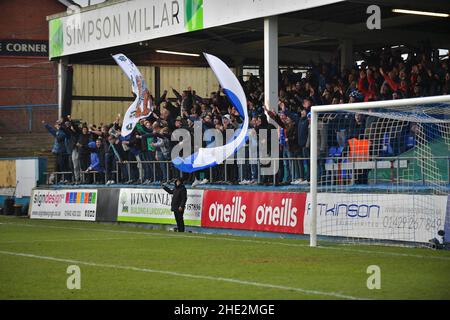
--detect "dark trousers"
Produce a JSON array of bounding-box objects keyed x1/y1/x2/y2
[
  {"x1": 79, "y1": 152, "x2": 90, "y2": 183},
  {"x1": 173, "y1": 209, "x2": 185, "y2": 232},
  {"x1": 105, "y1": 153, "x2": 114, "y2": 181},
  {"x1": 140, "y1": 151, "x2": 155, "y2": 181},
  {"x1": 56, "y1": 153, "x2": 69, "y2": 181},
  {"x1": 127, "y1": 152, "x2": 139, "y2": 181},
  {"x1": 300, "y1": 147, "x2": 310, "y2": 181},
  {"x1": 117, "y1": 162, "x2": 129, "y2": 183},
  {"x1": 79, "y1": 152, "x2": 90, "y2": 171}
]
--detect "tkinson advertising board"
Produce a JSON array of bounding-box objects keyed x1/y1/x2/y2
[
  {"x1": 303, "y1": 193, "x2": 448, "y2": 243},
  {"x1": 200, "y1": 190, "x2": 448, "y2": 242},
  {"x1": 117, "y1": 188, "x2": 203, "y2": 226},
  {"x1": 30, "y1": 189, "x2": 97, "y2": 221}
]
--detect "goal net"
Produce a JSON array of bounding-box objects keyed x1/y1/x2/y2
[{"x1": 308, "y1": 96, "x2": 450, "y2": 247}]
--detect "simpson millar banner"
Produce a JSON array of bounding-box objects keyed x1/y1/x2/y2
[{"x1": 48, "y1": 0, "x2": 342, "y2": 58}]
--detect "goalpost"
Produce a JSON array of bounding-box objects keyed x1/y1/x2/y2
[{"x1": 309, "y1": 95, "x2": 450, "y2": 247}]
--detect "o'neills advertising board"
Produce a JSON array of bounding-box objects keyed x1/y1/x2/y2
[
  {"x1": 201, "y1": 190, "x2": 306, "y2": 234},
  {"x1": 117, "y1": 188, "x2": 203, "y2": 226},
  {"x1": 303, "y1": 193, "x2": 448, "y2": 243},
  {"x1": 30, "y1": 189, "x2": 97, "y2": 221}
]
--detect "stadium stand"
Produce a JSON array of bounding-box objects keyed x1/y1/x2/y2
[{"x1": 42, "y1": 48, "x2": 450, "y2": 188}]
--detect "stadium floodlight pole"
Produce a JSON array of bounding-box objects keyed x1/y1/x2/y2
[{"x1": 309, "y1": 94, "x2": 450, "y2": 247}]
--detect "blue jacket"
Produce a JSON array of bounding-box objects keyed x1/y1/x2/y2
[
  {"x1": 88, "y1": 141, "x2": 104, "y2": 172},
  {"x1": 279, "y1": 128, "x2": 287, "y2": 147},
  {"x1": 45, "y1": 124, "x2": 67, "y2": 154}
]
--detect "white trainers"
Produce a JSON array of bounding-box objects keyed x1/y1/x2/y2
[
  {"x1": 199, "y1": 178, "x2": 209, "y2": 185},
  {"x1": 192, "y1": 179, "x2": 201, "y2": 187},
  {"x1": 239, "y1": 180, "x2": 249, "y2": 185}
]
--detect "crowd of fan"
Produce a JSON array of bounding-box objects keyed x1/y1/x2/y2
[{"x1": 44, "y1": 48, "x2": 449, "y2": 186}]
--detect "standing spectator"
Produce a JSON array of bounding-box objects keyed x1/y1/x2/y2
[
  {"x1": 348, "y1": 113, "x2": 366, "y2": 139},
  {"x1": 282, "y1": 106, "x2": 309, "y2": 184},
  {"x1": 77, "y1": 125, "x2": 91, "y2": 183},
  {"x1": 42, "y1": 120, "x2": 69, "y2": 183},
  {"x1": 285, "y1": 116, "x2": 301, "y2": 184},
  {"x1": 163, "y1": 178, "x2": 188, "y2": 232},
  {"x1": 255, "y1": 113, "x2": 276, "y2": 185},
  {"x1": 279, "y1": 113, "x2": 291, "y2": 184},
  {"x1": 106, "y1": 134, "x2": 127, "y2": 184},
  {"x1": 136, "y1": 120, "x2": 156, "y2": 184},
  {"x1": 152, "y1": 127, "x2": 171, "y2": 183},
  {"x1": 66, "y1": 116, "x2": 81, "y2": 184}
]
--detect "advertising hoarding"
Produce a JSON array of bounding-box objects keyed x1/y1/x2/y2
[
  {"x1": 117, "y1": 188, "x2": 203, "y2": 226},
  {"x1": 30, "y1": 189, "x2": 97, "y2": 221},
  {"x1": 49, "y1": 0, "x2": 343, "y2": 58},
  {"x1": 303, "y1": 193, "x2": 448, "y2": 243},
  {"x1": 201, "y1": 190, "x2": 307, "y2": 234}
]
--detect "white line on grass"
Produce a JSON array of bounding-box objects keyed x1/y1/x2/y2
[
  {"x1": 0, "y1": 237, "x2": 166, "y2": 244},
  {"x1": 0, "y1": 249, "x2": 369, "y2": 300},
  {"x1": 2, "y1": 221, "x2": 450, "y2": 261}
]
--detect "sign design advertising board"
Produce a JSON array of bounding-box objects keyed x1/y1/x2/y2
[
  {"x1": 30, "y1": 189, "x2": 97, "y2": 221},
  {"x1": 117, "y1": 188, "x2": 203, "y2": 226},
  {"x1": 303, "y1": 193, "x2": 448, "y2": 243},
  {"x1": 201, "y1": 190, "x2": 307, "y2": 234}
]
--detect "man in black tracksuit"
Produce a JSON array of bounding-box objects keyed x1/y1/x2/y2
[{"x1": 163, "y1": 178, "x2": 188, "y2": 232}]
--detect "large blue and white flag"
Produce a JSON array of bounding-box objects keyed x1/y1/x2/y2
[
  {"x1": 173, "y1": 53, "x2": 249, "y2": 173},
  {"x1": 112, "y1": 53, "x2": 153, "y2": 137}
]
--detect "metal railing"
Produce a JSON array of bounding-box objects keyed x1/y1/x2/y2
[{"x1": 42, "y1": 155, "x2": 450, "y2": 187}]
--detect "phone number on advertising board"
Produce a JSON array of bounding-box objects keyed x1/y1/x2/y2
[{"x1": 383, "y1": 216, "x2": 442, "y2": 231}]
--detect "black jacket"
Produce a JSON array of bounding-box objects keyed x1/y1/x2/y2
[
  {"x1": 163, "y1": 184, "x2": 187, "y2": 211},
  {"x1": 297, "y1": 117, "x2": 309, "y2": 148},
  {"x1": 78, "y1": 133, "x2": 91, "y2": 155}
]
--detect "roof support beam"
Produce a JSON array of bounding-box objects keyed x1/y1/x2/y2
[{"x1": 264, "y1": 16, "x2": 278, "y2": 111}]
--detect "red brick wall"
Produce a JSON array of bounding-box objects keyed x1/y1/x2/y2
[
  {"x1": 0, "y1": 107, "x2": 58, "y2": 133},
  {"x1": 0, "y1": 0, "x2": 65, "y2": 133}
]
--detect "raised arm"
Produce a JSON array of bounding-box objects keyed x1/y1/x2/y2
[
  {"x1": 42, "y1": 121, "x2": 57, "y2": 137},
  {"x1": 163, "y1": 185, "x2": 173, "y2": 194}
]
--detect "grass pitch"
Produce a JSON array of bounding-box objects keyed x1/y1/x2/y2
[{"x1": 0, "y1": 215, "x2": 449, "y2": 300}]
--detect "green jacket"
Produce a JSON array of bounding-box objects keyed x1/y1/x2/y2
[{"x1": 136, "y1": 123, "x2": 155, "y2": 152}]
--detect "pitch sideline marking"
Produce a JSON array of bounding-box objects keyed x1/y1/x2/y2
[
  {"x1": 1, "y1": 221, "x2": 450, "y2": 261},
  {"x1": 0, "y1": 236, "x2": 167, "y2": 244},
  {"x1": 0, "y1": 249, "x2": 369, "y2": 300}
]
